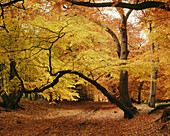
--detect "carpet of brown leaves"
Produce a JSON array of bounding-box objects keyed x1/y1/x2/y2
[{"x1": 0, "y1": 100, "x2": 169, "y2": 136}]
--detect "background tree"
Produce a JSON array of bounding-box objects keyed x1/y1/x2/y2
[{"x1": 135, "y1": 7, "x2": 170, "y2": 106}]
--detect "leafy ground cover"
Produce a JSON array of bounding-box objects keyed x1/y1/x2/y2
[{"x1": 0, "y1": 100, "x2": 169, "y2": 136}]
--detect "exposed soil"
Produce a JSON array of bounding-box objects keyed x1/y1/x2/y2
[{"x1": 0, "y1": 100, "x2": 169, "y2": 136}]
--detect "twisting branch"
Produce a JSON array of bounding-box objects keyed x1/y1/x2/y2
[
  {"x1": 48, "y1": 24, "x2": 69, "y2": 76},
  {"x1": 88, "y1": 9, "x2": 121, "y2": 57},
  {"x1": 7, "y1": 32, "x2": 134, "y2": 118},
  {"x1": 7, "y1": 16, "x2": 134, "y2": 118},
  {"x1": 9, "y1": 45, "x2": 134, "y2": 118},
  {"x1": 9, "y1": 60, "x2": 25, "y2": 91},
  {"x1": 0, "y1": 0, "x2": 23, "y2": 7},
  {"x1": 0, "y1": 0, "x2": 25, "y2": 32},
  {"x1": 22, "y1": 69, "x2": 133, "y2": 118},
  {"x1": 66, "y1": 0, "x2": 170, "y2": 11},
  {"x1": 48, "y1": 34, "x2": 66, "y2": 76},
  {"x1": 0, "y1": 5, "x2": 9, "y2": 33}
]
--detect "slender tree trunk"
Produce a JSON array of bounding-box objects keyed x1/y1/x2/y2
[
  {"x1": 148, "y1": 23, "x2": 158, "y2": 108},
  {"x1": 30, "y1": 93, "x2": 32, "y2": 100},
  {"x1": 148, "y1": 79, "x2": 156, "y2": 107},
  {"x1": 34, "y1": 92, "x2": 38, "y2": 100},
  {"x1": 148, "y1": 52, "x2": 158, "y2": 107},
  {"x1": 138, "y1": 81, "x2": 144, "y2": 104},
  {"x1": 138, "y1": 90, "x2": 141, "y2": 104},
  {"x1": 24, "y1": 92, "x2": 28, "y2": 98}
]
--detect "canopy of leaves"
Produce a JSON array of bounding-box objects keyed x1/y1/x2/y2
[{"x1": 0, "y1": 0, "x2": 169, "y2": 103}]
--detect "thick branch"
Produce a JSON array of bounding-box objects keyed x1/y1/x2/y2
[
  {"x1": 0, "y1": 0, "x2": 23, "y2": 7},
  {"x1": 10, "y1": 61, "x2": 25, "y2": 90},
  {"x1": 25, "y1": 70, "x2": 133, "y2": 118},
  {"x1": 48, "y1": 34, "x2": 66, "y2": 76},
  {"x1": 11, "y1": 59, "x2": 133, "y2": 118},
  {"x1": 0, "y1": 0, "x2": 25, "y2": 32},
  {"x1": 0, "y1": 5, "x2": 9, "y2": 32},
  {"x1": 66, "y1": 1, "x2": 170, "y2": 11},
  {"x1": 103, "y1": 25, "x2": 121, "y2": 57},
  {"x1": 125, "y1": 9, "x2": 133, "y2": 21}
]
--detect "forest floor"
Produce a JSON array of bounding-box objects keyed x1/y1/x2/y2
[{"x1": 0, "y1": 100, "x2": 169, "y2": 136}]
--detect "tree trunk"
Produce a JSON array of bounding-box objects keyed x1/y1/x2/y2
[
  {"x1": 119, "y1": 70, "x2": 132, "y2": 108},
  {"x1": 1, "y1": 90, "x2": 23, "y2": 109},
  {"x1": 138, "y1": 81, "x2": 144, "y2": 104},
  {"x1": 24, "y1": 92, "x2": 28, "y2": 98},
  {"x1": 34, "y1": 92, "x2": 38, "y2": 100},
  {"x1": 118, "y1": 15, "x2": 136, "y2": 116},
  {"x1": 91, "y1": 9, "x2": 135, "y2": 116},
  {"x1": 73, "y1": 71, "x2": 134, "y2": 118},
  {"x1": 86, "y1": 76, "x2": 134, "y2": 119},
  {"x1": 148, "y1": 69, "x2": 157, "y2": 107},
  {"x1": 30, "y1": 93, "x2": 32, "y2": 100},
  {"x1": 148, "y1": 24, "x2": 158, "y2": 107},
  {"x1": 138, "y1": 90, "x2": 141, "y2": 104}
]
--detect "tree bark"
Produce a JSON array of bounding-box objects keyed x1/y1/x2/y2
[
  {"x1": 119, "y1": 70, "x2": 132, "y2": 108},
  {"x1": 118, "y1": 13, "x2": 136, "y2": 116},
  {"x1": 7, "y1": 59, "x2": 134, "y2": 118},
  {"x1": 148, "y1": 67, "x2": 157, "y2": 107},
  {"x1": 148, "y1": 24, "x2": 158, "y2": 108},
  {"x1": 66, "y1": 0, "x2": 169, "y2": 11},
  {"x1": 1, "y1": 90, "x2": 23, "y2": 109},
  {"x1": 138, "y1": 81, "x2": 144, "y2": 104},
  {"x1": 103, "y1": 25, "x2": 121, "y2": 57},
  {"x1": 71, "y1": 71, "x2": 134, "y2": 118},
  {"x1": 23, "y1": 70, "x2": 134, "y2": 119}
]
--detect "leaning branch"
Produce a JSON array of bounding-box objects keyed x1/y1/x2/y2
[
  {"x1": 22, "y1": 70, "x2": 133, "y2": 118},
  {"x1": 66, "y1": 0, "x2": 170, "y2": 11},
  {"x1": 102, "y1": 25, "x2": 121, "y2": 57},
  {"x1": 11, "y1": 59, "x2": 133, "y2": 118},
  {"x1": 0, "y1": 5, "x2": 9, "y2": 33}
]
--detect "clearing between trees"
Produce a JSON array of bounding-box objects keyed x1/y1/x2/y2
[{"x1": 0, "y1": 100, "x2": 169, "y2": 136}]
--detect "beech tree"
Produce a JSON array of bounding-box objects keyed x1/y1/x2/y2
[
  {"x1": 0, "y1": 13, "x2": 104, "y2": 106},
  {"x1": 0, "y1": 2, "x2": 135, "y2": 117},
  {"x1": 135, "y1": 8, "x2": 170, "y2": 106},
  {"x1": 0, "y1": 0, "x2": 169, "y2": 118},
  {"x1": 64, "y1": 0, "x2": 139, "y2": 115}
]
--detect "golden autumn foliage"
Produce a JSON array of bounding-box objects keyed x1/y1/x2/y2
[{"x1": 0, "y1": 0, "x2": 169, "y2": 103}]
